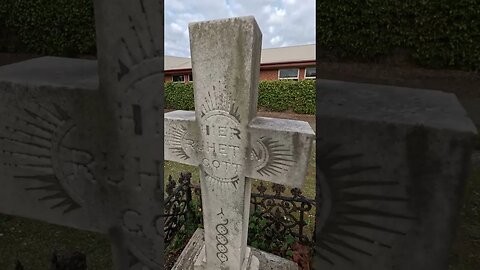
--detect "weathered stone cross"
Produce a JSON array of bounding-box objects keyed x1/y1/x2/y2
[
  {"x1": 0, "y1": 1, "x2": 165, "y2": 269},
  {"x1": 165, "y1": 17, "x2": 315, "y2": 270}
]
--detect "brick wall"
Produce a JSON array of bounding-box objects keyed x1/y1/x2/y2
[
  {"x1": 260, "y1": 67, "x2": 314, "y2": 81},
  {"x1": 166, "y1": 67, "x2": 315, "y2": 82},
  {"x1": 299, "y1": 68, "x2": 305, "y2": 80},
  {"x1": 260, "y1": 69, "x2": 278, "y2": 80}
]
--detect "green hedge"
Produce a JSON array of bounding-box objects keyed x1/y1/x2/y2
[
  {"x1": 3, "y1": 0, "x2": 478, "y2": 70},
  {"x1": 165, "y1": 80, "x2": 316, "y2": 115},
  {"x1": 0, "y1": 0, "x2": 96, "y2": 56},
  {"x1": 257, "y1": 80, "x2": 315, "y2": 114},
  {"x1": 317, "y1": 0, "x2": 480, "y2": 70},
  {"x1": 165, "y1": 82, "x2": 196, "y2": 111}
]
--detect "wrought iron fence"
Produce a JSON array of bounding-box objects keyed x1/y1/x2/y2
[
  {"x1": 164, "y1": 172, "x2": 192, "y2": 245},
  {"x1": 164, "y1": 172, "x2": 316, "y2": 247},
  {"x1": 250, "y1": 182, "x2": 315, "y2": 245}
]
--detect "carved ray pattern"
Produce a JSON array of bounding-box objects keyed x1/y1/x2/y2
[
  {"x1": 256, "y1": 136, "x2": 295, "y2": 177},
  {"x1": 0, "y1": 102, "x2": 94, "y2": 214},
  {"x1": 316, "y1": 143, "x2": 417, "y2": 265}
]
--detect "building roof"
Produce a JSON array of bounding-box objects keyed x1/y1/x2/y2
[
  {"x1": 260, "y1": 44, "x2": 315, "y2": 64},
  {"x1": 164, "y1": 56, "x2": 191, "y2": 70},
  {"x1": 165, "y1": 44, "x2": 315, "y2": 71}
]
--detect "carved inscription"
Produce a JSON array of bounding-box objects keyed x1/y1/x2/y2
[
  {"x1": 215, "y1": 208, "x2": 229, "y2": 263},
  {"x1": 200, "y1": 110, "x2": 243, "y2": 188},
  {"x1": 132, "y1": 105, "x2": 142, "y2": 135},
  {"x1": 122, "y1": 209, "x2": 144, "y2": 236},
  {"x1": 166, "y1": 122, "x2": 298, "y2": 181}
]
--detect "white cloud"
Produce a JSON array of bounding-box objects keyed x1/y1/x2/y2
[
  {"x1": 270, "y1": 35, "x2": 283, "y2": 45},
  {"x1": 282, "y1": 0, "x2": 296, "y2": 5},
  {"x1": 262, "y1": 5, "x2": 272, "y2": 13},
  {"x1": 267, "y1": 8, "x2": 286, "y2": 24},
  {"x1": 169, "y1": 1, "x2": 186, "y2": 11},
  {"x1": 170, "y1": 23, "x2": 183, "y2": 33},
  {"x1": 165, "y1": 0, "x2": 315, "y2": 57},
  {"x1": 268, "y1": 26, "x2": 275, "y2": 34}
]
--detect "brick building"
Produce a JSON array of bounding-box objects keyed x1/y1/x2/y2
[{"x1": 164, "y1": 44, "x2": 315, "y2": 82}]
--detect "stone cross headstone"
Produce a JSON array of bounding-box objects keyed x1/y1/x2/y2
[
  {"x1": 0, "y1": 1, "x2": 165, "y2": 269},
  {"x1": 164, "y1": 17, "x2": 315, "y2": 270},
  {"x1": 314, "y1": 80, "x2": 477, "y2": 270}
]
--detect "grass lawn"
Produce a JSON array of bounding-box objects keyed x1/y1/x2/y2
[{"x1": 0, "y1": 214, "x2": 112, "y2": 269}]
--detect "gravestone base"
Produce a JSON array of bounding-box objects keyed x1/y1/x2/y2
[
  {"x1": 193, "y1": 245, "x2": 259, "y2": 270},
  {"x1": 171, "y1": 229, "x2": 298, "y2": 270}
]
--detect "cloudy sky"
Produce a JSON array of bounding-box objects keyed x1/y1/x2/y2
[{"x1": 165, "y1": 0, "x2": 315, "y2": 57}]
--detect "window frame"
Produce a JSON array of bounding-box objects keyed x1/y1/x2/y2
[
  {"x1": 278, "y1": 68, "x2": 299, "y2": 80},
  {"x1": 304, "y1": 67, "x2": 316, "y2": 79},
  {"x1": 172, "y1": 74, "x2": 185, "y2": 83}
]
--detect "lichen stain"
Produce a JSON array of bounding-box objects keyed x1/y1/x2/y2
[{"x1": 225, "y1": 22, "x2": 248, "y2": 125}]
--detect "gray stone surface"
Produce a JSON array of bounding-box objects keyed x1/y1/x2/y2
[
  {"x1": 314, "y1": 79, "x2": 477, "y2": 270},
  {"x1": 171, "y1": 229, "x2": 298, "y2": 270},
  {"x1": 164, "y1": 17, "x2": 314, "y2": 270},
  {"x1": 0, "y1": 0, "x2": 165, "y2": 269},
  {"x1": 93, "y1": 0, "x2": 164, "y2": 268},
  {"x1": 472, "y1": 151, "x2": 480, "y2": 170},
  {"x1": 0, "y1": 57, "x2": 102, "y2": 232},
  {"x1": 459, "y1": 98, "x2": 480, "y2": 128},
  {"x1": 0, "y1": 56, "x2": 98, "y2": 90}
]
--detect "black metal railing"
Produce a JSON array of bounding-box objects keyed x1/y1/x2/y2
[
  {"x1": 164, "y1": 172, "x2": 192, "y2": 245},
  {"x1": 250, "y1": 182, "x2": 315, "y2": 245},
  {"x1": 164, "y1": 172, "x2": 316, "y2": 247}
]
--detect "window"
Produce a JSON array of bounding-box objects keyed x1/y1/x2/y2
[
  {"x1": 278, "y1": 68, "x2": 299, "y2": 80},
  {"x1": 172, "y1": 75, "x2": 184, "y2": 83},
  {"x1": 188, "y1": 73, "x2": 193, "y2": 82},
  {"x1": 305, "y1": 67, "x2": 316, "y2": 79}
]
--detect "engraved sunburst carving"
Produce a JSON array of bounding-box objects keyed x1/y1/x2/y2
[
  {"x1": 0, "y1": 102, "x2": 95, "y2": 214},
  {"x1": 316, "y1": 143, "x2": 417, "y2": 266},
  {"x1": 117, "y1": 0, "x2": 161, "y2": 82},
  {"x1": 204, "y1": 173, "x2": 240, "y2": 190},
  {"x1": 166, "y1": 124, "x2": 190, "y2": 160},
  {"x1": 201, "y1": 91, "x2": 241, "y2": 123},
  {"x1": 256, "y1": 136, "x2": 295, "y2": 177}
]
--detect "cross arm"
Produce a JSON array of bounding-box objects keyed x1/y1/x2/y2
[
  {"x1": 165, "y1": 110, "x2": 315, "y2": 188},
  {"x1": 164, "y1": 110, "x2": 201, "y2": 166},
  {"x1": 246, "y1": 117, "x2": 315, "y2": 188},
  {"x1": 0, "y1": 58, "x2": 103, "y2": 233}
]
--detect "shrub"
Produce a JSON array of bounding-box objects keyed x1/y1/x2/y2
[
  {"x1": 0, "y1": 0, "x2": 96, "y2": 56},
  {"x1": 258, "y1": 80, "x2": 316, "y2": 114},
  {"x1": 1, "y1": 1, "x2": 479, "y2": 70},
  {"x1": 164, "y1": 82, "x2": 195, "y2": 111},
  {"x1": 164, "y1": 80, "x2": 316, "y2": 114},
  {"x1": 317, "y1": 0, "x2": 480, "y2": 70}
]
